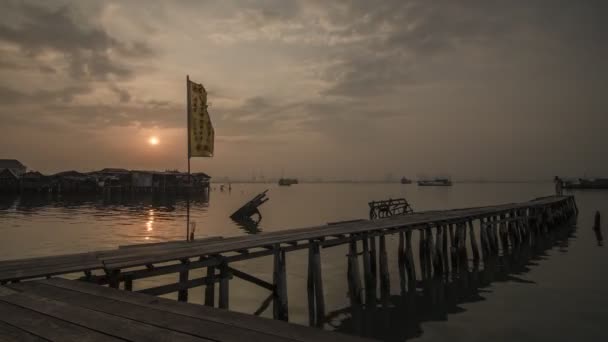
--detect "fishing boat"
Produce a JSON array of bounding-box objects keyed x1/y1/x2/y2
[
  {"x1": 400, "y1": 177, "x2": 412, "y2": 184},
  {"x1": 563, "y1": 178, "x2": 608, "y2": 189},
  {"x1": 417, "y1": 178, "x2": 452, "y2": 186},
  {"x1": 278, "y1": 178, "x2": 298, "y2": 186}
]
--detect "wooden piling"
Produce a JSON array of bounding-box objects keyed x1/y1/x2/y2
[
  {"x1": 369, "y1": 235, "x2": 378, "y2": 292},
  {"x1": 307, "y1": 241, "x2": 325, "y2": 326},
  {"x1": 219, "y1": 262, "x2": 230, "y2": 309},
  {"x1": 361, "y1": 235, "x2": 376, "y2": 305},
  {"x1": 419, "y1": 229, "x2": 428, "y2": 280},
  {"x1": 441, "y1": 225, "x2": 449, "y2": 272},
  {"x1": 204, "y1": 265, "x2": 215, "y2": 307},
  {"x1": 124, "y1": 276, "x2": 133, "y2": 291},
  {"x1": 398, "y1": 232, "x2": 407, "y2": 295},
  {"x1": 468, "y1": 220, "x2": 480, "y2": 261},
  {"x1": 434, "y1": 225, "x2": 444, "y2": 274},
  {"x1": 426, "y1": 228, "x2": 436, "y2": 276},
  {"x1": 178, "y1": 259, "x2": 190, "y2": 302},
  {"x1": 347, "y1": 238, "x2": 363, "y2": 307},
  {"x1": 273, "y1": 247, "x2": 288, "y2": 321},
  {"x1": 379, "y1": 234, "x2": 390, "y2": 303},
  {"x1": 404, "y1": 230, "x2": 416, "y2": 291}
]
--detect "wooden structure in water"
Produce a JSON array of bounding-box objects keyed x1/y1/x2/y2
[
  {"x1": 0, "y1": 195, "x2": 577, "y2": 333},
  {"x1": 368, "y1": 198, "x2": 414, "y2": 219},
  {"x1": 230, "y1": 189, "x2": 268, "y2": 222}
]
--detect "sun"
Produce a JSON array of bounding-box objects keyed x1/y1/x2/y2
[{"x1": 148, "y1": 136, "x2": 159, "y2": 145}]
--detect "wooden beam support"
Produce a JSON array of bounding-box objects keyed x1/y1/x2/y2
[{"x1": 228, "y1": 266, "x2": 273, "y2": 291}]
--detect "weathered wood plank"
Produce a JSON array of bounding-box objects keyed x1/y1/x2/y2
[
  {"x1": 11, "y1": 281, "x2": 290, "y2": 342},
  {"x1": 0, "y1": 292, "x2": 205, "y2": 341},
  {"x1": 0, "y1": 320, "x2": 47, "y2": 342},
  {"x1": 39, "y1": 278, "x2": 371, "y2": 342},
  {"x1": 0, "y1": 300, "x2": 121, "y2": 342}
]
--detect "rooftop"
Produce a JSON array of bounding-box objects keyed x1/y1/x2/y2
[{"x1": 0, "y1": 159, "x2": 25, "y2": 169}]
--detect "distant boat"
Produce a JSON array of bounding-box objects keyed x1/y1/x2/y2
[
  {"x1": 563, "y1": 178, "x2": 608, "y2": 189},
  {"x1": 278, "y1": 178, "x2": 298, "y2": 186},
  {"x1": 400, "y1": 177, "x2": 412, "y2": 184},
  {"x1": 417, "y1": 178, "x2": 452, "y2": 186}
]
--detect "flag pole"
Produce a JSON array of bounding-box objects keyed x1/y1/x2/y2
[{"x1": 186, "y1": 75, "x2": 191, "y2": 241}]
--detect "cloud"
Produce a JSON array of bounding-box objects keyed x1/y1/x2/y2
[{"x1": 0, "y1": 1, "x2": 154, "y2": 81}]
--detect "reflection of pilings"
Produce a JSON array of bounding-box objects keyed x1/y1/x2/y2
[{"x1": 326, "y1": 217, "x2": 576, "y2": 341}]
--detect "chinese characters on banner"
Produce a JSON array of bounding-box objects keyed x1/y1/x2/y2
[{"x1": 188, "y1": 79, "x2": 214, "y2": 157}]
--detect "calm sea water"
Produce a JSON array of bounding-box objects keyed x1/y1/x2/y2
[{"x1": 1, "y1": 183, "x2": 607, "y2": 341}]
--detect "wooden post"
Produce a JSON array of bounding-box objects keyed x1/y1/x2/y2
[
  {"x1": 441, "y1": 225, "x2": 449, "y2": 272},
  {"x1": 204, "y1": 265, "x2": 215, "y2": 307},
  {"x1": 178, "y1": 259, "x2": 190, "y2": 302},
  {"x1": 107, "y1": 270, "x2": 120, "y2": 289},
  {"x1": 369, "y1": 235, "x2": 378, "y2": 293},
  {"x1": 426, "y1": 227, "x2": 435, "y2": 276},
  {"x1": 449, "y1": 224, "x2": 458, "y2": 270},
  {"x1": 434, "y1": 225, "x2": 444, "y2": 274},
  {"x1": 404, "y1": 230, "x2": 416, "y2": 291},
  {"x1": 459, "y1": 223, "x2": 468, "y2": 260},
  {"x1": 124, "y1": 276, "x2": 133, "y2": 291},
  {"x1": 307, "y1": 240, "x2": 325, "y2": 327},
  {"x1": 419, "y1": 229, "x2": 428, "y2": 280},
  {"x1": 361, "y1": 234, "x2": 376, "y2": 305},
  {"x1": 273, "y1": 247, "x2": 288, "y2": 321},
  {"x1": 379, "y1": 234, "x2": 390, "y2": 303},
  {"x1": 347, "y1": 238, "x2": 363, "y2": 307},
  {"x1": 468, "y1": 220, "x2": 480, "y2": 261},
  {"x1": 398, "y1": 232, "x2": 407, "y2": 295},
  {"x1": 219, "y1": 262, "x2": 230, "y2": 309},
  {"x1": 480, "y1": 218, "x2": 489, "y2": 257},
  {"x1": 499, "y1": 214, "x2": 508, "y2": 253}
]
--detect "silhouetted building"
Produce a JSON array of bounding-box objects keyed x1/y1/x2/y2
[
  {"x1": 0, "y1": 168, "x2": 19, "y2": 191},
  {"x1": 0, "y1": 159, "x2": 26, "y2": 177}
]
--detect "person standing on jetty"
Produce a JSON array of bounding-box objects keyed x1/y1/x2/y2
[{"x1": 554, "y1": 176, "x2": 563, "y2": 196}]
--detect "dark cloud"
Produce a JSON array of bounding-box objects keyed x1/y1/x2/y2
[
  {"x1": 318, "y1": 0, "x2": 608, "y2": 98},
  {"x1": 0, "y1": 1, "x2": 154, "y2": 81},
  {"x1": 0, "y1": 85, "x2": 91, "y2": 105}
]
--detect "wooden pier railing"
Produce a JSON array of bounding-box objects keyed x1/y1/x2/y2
[{"x1": 0, "y1": 195, "x2": 577, "y2": 326}]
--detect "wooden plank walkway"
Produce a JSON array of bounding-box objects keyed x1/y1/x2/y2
[
  {"x1": 0, "y1": 278, "x2": 371, "y2": 342},
  {"x1": 0, "y1": 195, "x2": 575, "y2": 284}
]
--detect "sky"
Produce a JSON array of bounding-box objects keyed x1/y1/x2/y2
[{"x1": 0, "y1": 0, "x2": 606, "y2": 181}]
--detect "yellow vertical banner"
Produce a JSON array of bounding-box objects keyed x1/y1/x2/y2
[{"x1": 188, "y1": 78, "x2": 214, "y2": 157}]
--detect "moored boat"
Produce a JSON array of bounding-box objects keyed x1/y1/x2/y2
[
  {"x1": 563, "y1": 178, "x2": 608, "y2": 189},
  {"x1": 278, "y1": 178, "x2": 298, "y2": 186},
  {"x1": 417, "y1": 178, "x2": 452, "y2": 186},
  {"x1": 400, "y1": 177, "x2": 412, "y2": 184}
]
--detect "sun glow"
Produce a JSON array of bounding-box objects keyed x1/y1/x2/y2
[{"x1": 148, "y1": 136, "x2": 159, "y2": 145}]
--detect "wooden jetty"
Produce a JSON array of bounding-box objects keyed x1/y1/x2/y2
[{"x1": 0, "y1": 195, "x2": 577, "y2": 336}]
